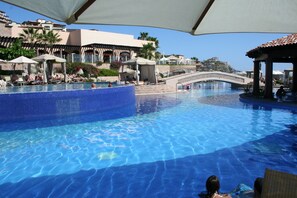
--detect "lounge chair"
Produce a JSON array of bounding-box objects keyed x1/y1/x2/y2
[{"x1": 261, "y1": 169, "x2": 297, "y2": 198}]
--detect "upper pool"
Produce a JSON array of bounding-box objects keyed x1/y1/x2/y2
[
  {"x1": 0, "y1": 82, "x2": 116, "y2": 94},
  {"x1": 0, "y1": 83, "x2": 135, "y2": 123},
  {"x1": 0, "y1": 82, "x2": 296, "y2": 197}
]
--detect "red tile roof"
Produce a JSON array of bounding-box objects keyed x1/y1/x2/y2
[{"x1": 258, "y1": 33, "x2": 297, "y2": 48}]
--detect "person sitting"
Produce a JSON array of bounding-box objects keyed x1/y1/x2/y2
[
  {"x1": 276, "y1": 86, "x2": 286, "y2": 102},
  {"x1": 230, "y1": 177, "x2": 263, "y2": 198},
  {"x1": 253, "y1": 177, "x2": 263, "y2": 198},
  {"x1": 206, "y1": 175, "x2": 231, "y2": 198}
]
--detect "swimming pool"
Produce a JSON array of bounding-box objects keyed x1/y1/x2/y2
[
  {"x1": 0, "y1": 82, "x2": 116, "y2": 94},
  {"x1": 0, "y1": 82, "x2": 297, "y2": 197}
]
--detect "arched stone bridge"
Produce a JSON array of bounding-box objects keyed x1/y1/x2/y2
[{"x1": 164, "y1": 71, "x2": 253, "y2": 86}]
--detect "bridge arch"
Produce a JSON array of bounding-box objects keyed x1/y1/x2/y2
[{"x1": 165, "y1": 71, "x2": 253, "y2": 86}]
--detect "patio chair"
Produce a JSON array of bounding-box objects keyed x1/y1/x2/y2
[{"x1": 261, "y1": 169, "x2": 297, "y2": 198}]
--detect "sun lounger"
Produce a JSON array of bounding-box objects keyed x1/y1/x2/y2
[{"x1": 261, "y1": 169, "x2": 297, "y2": 198}]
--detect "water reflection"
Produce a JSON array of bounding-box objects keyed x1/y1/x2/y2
[{"x1": 136, "y1": 95, "x2": 181, "y2": 115}]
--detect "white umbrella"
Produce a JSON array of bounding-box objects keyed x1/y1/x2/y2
[
  {"x1": 8, "y1": 56, "x2": 37, "y2": 72},
  {"x1": 8, "y1": 56, "x2": 37, "y2": 64},
  {"x1": 1, "y1": 0, "x2": 297, "y2": 35}
]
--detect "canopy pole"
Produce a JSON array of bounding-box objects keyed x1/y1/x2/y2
[
  {"x1": 136, "y1": 63, "x2": 139, "y2": 85},
  {"x1": 43, "y1": 62, "x2": 48, "y2": 83},
  {"x1": 62, "y1": 62, "x2": 67, "y2": 83}
]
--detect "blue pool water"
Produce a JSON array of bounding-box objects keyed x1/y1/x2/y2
[{"x1": 0, "y1": 82, "x2": 297, "y2": 197}]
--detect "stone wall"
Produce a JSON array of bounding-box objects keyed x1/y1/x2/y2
[
  {"x1": 156, "y1": 65, "x2": 197, "y2": 73},
  {"x1": 97, "y1": 76, "x2": 119, "y2": 82}
]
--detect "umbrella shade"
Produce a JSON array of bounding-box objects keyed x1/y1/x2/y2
[
  {"x1": 8, "y1": 56, "x2": 38, "y2": 64},
  {"x1": 1, "y1": 0, "x2": 297, "y2": 35},
  {"x1": 32, "y1": 54, "x2": 66, "y2": 63},
  {"x1": 0, "y1": 59, "x2": 7, "y2": 63}
]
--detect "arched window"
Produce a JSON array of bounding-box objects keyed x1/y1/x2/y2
[
  {"x1": 103, "y1": 51, "x2": 113, "y2": 63},
  {"x1": 120, "y1": 52, "x2": 130, "y2": 61}
]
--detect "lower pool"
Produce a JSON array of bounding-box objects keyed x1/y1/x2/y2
[{"x1": 0, "y1": 82, "x2": 297, "y2": 197}]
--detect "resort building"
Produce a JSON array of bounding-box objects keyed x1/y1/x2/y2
[{"x1": 0, "y1": 10, "x2": 150, "y2": 64}]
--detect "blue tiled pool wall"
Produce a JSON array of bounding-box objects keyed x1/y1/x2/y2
[{"x1": 0, "y1": 85, "x2": 135, "y2": 123}]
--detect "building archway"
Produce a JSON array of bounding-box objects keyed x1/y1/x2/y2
[
  {"x1": 120, "y1": 51, "x2": 130, "y2": 62},
  {"x1": 103, "y1": 50, "x2": 113, "y2": 63}
]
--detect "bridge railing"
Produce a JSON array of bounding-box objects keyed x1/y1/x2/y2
[
  {"x1": 164, "y1": 71, "x2": 253, "y2": 86},
  {"x1": 177, "y1": 72, "x2": 246, "y2": 84}
]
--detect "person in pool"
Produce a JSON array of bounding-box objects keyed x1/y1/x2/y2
[
  {"x1": 91, "y1": 83, "x2": 96, "y2": 89},
  {"x1": 206, "y1": 175, "x2": 231, "y2": 198}
]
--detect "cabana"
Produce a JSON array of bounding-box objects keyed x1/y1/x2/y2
[
  {"x1": 246, "y1": 34, "x2": 297, "y2": 99},
  {"x1": 32, "y1": 54, "x2": 67, "y2": 83},
  {"x1": 122, "y1": 57, "x2": 157, "y2": 85}
]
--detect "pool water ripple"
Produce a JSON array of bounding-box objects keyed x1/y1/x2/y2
[{"x1": 0, "y1": 83, "x2": 297, "y2": 197}]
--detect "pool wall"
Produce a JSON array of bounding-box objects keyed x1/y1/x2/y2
[
  {"x1": 239, "y1": 93, "x2": 297, "y2": 111},
  {"x1": 0, "y1": 85, "x2": 136, "y2": 123}
]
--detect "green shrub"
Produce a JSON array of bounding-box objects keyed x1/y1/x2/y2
[
  {"x1": 66, "y1": 62, "x2": 99, "y2": 77},
  {"x1": 110, "y1": 61, "x2": 122, "y2": 70},
  {"x1": 98, "y1": 69, "x2": 119, "y2": 76},
  {"x1": 96, "y1": 61, "x2": 103, "y2": 66}
]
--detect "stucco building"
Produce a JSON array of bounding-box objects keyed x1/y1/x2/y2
[{"x1": 0, "y1": 10, "x2": 149, "y2": 64}]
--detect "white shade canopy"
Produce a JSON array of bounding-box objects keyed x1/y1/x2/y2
[
  {"x1": 1, "y1": 0, "x2": 297, "y2": 35},
  {"x1": 123, "y1": 57, "x2": 155, "y2": 65},
  {"x1": 8, "y1": 56, "x2": 38, "y2": 64},
  {"x1": 32, "y1": 54, "x2": 66, "y2": 63},
  {"x1": 159, "y1": 57, "x2": 169, "y2": 61}
]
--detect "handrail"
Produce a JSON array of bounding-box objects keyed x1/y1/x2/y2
[{"x1": 165, "y1": 71, "x2": 253, "y2": 85}]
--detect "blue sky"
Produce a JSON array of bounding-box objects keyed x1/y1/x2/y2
[{"x1": 0, "y1": 2, "x2": 290, "y2": 71}]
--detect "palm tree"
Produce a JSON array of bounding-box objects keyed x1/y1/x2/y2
[
  {"x1": 138, "y1": 32, "x2": 149, "y2": 40},
  {"x1": 19, "y1": 27, "x2": 41, "y2": 54},
  {"x1": 19, "y1": 27, "x2": 39, "y2": 43},
  {"x1": 147, "y1": 37, "x2": 159, "y2": 49},
  {"x1": 39, "y1": 30, "x2": 62, "y2": 54},
  {"x1": 137, "y1": 32, "x2": 159, "y2": 49},
  {"x1": 139, "y1": 43, "x2": 156, "y2": 60}
]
